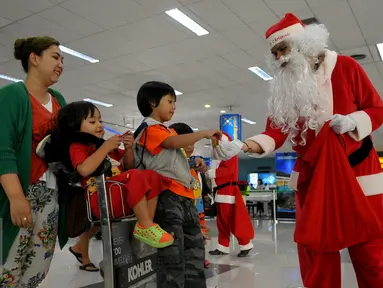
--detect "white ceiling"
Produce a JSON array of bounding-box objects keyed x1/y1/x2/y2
[{"x1": 1, "y1": 0, "x2": 383, "y2": 157}]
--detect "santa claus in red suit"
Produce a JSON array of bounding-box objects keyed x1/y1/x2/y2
[
  {"x1": 214, "y1": 13, "x2": 383, "y2": 288},
  {"x1": 207, "y1": 132, "x2": 254, "y2": 258}
]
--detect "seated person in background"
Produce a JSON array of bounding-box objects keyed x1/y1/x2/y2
[
  {"x1": 53, "y1": 101, "x2": 174, "y2": 249},
  {"x1": 257, "y1": 179, "x2": 265, "y2": 190},
  {"x1": 256, "y1": 179, "x2": 265, "y2": 217}
]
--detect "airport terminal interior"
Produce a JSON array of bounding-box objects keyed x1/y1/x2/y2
[
  {"x1": 39, "y1": 221, "x2": 361, "y2": 288},
  {"x1": 1, "y1": 0, "x2": 383, "y2": 287}
]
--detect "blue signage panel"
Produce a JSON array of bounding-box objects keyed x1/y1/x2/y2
[{"x1": 219, "y1": 114, "x2": 242, "y2": 141}]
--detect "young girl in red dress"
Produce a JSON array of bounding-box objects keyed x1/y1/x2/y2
[{"x1": 55, "y1": 101, "x2": 174, "y2": 249}]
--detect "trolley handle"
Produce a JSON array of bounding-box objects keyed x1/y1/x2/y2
[
  {"x1": 85, "y1": 179, "x2": 134, "y2": 223},
  {"x1": 95, "y1": 175, "x2": 115, "y2": 288}
]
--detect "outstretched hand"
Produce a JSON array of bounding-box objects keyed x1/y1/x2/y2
[
  {"x1": 212, "y1": 139, "x2": 243, "y2": 160},
  {"x1": 203, "y1": 129, "x2": 222, "y2": 140}
]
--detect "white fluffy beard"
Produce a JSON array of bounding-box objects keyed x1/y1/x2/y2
[{"x1": 265, "y1": 24, "x2": 330, "y2": 146}]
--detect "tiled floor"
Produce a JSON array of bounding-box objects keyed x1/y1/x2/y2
[{"x1": 40, "y1": 220, "x2": 359, "y2": 288}]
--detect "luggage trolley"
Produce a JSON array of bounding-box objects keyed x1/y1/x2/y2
[{"x1": 86, "y1": 175, "x2": 158, "y2": 287}]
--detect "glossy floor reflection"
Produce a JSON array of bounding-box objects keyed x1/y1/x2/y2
[{"x1": 40, "y1": 220, "x2": 359, "y2": 288}]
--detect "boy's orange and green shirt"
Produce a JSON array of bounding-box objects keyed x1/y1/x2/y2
[{"x1": 138, "y1": 124, "x2": 194, "y2": 199}]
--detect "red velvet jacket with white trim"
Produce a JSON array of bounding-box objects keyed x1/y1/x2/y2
[{"x1": 247, "y1": 50, "x2": 383, "y2": 195}]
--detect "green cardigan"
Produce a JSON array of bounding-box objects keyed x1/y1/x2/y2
[{"x1": 0, "y1": 82, "x2": 67, "y2": 264}]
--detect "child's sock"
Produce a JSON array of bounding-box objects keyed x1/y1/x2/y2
[{"x1": 133, "y1": 223, "x2": 174, "y2": 248}]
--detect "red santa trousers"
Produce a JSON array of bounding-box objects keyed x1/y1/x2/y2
[
  {"x1": 297, "y1": 193, "x2": 383, "y2": 288},
  {"x1": 294, "y1": 123, "x2": 383, "y2": 287},
  {"x1": 216, "y1": 186, "x2": 254, "y2": 252},
  {"x1": 90, "y1": 169, "x2": 171, "y2": 219}
]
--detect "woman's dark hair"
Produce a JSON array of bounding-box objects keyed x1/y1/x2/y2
[
  {"x1": 56, "y1": 101, "x2": 99, "y2": 139},
  {"x1": 169, "y1": 123, "x2": 193, "y2": 135},
  {"x1": 14, "y1": 36, "x2": 60, "y2": 73},
  {"x1": 137, "y1": 81, "x2": 176, "y2": 117}
]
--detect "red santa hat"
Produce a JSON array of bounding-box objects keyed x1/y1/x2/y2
[{"x1": 266, "y1": 13, "x2": 305, "y2": 48}]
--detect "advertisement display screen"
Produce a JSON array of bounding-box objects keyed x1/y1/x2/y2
[
  {"x1": 275, "y1": 152, "x2": 297, "y2": 220},
  {"x1": 248, "y1": 172, "x2": 276, "y2": 190}
]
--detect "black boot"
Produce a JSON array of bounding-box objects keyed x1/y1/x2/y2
[
  {"x1": 209, "y1": 249, "x2": 228, "y2": 256},
  {"x1": 237, "y1": 249, "x2": 251, "y2": 257}
]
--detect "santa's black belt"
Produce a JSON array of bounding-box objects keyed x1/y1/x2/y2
[
  {"x1": 213, "y1": 181, "x2": 238, "y2": 193},
  {"x1": 348, "y1": 136, "x2": 373, "y2": 167}
]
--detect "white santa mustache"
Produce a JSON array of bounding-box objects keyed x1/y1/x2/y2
[
  {"x1": 269, "y1": 54, "x2": 292, "y2": 68},
  {"x1": 266, "y1": 50, "x2": 328, "y2": 146}
]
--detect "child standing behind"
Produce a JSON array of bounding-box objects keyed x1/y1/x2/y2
[
  {"x1": 169, "y1": 122, "x2": 211, "y2": 269},
  {"x1": 133, "y1": 81, "x2": 221, "y2": 288}
]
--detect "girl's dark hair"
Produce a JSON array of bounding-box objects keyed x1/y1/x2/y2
[
  {"x1": 14, "y1": 36, "x2": 60, "y2": 73},
  {"x1": 48, "y1": 101, "x2": 100, "y2": 174},
  {"x1": 137, "y1": 81, "x2": 176, "y2": 117},
  {"x1": 56, "y1": 101, "x2": 99, "y2": 139},
  {"x1": 169, "y1": 123, "x2": 193, "y2": 135}
]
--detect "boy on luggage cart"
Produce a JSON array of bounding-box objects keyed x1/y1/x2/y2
[{"x1": 133, "y1": 81, "x2": 221, "y2": 288}]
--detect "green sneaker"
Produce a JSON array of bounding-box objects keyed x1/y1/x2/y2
[{"x1": 133, "y1": 223, "x2": 174, "y2": 248}]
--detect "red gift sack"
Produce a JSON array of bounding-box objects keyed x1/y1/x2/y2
[{"x1": 294, "y1": 123, "x2": 383, "y2": 252}]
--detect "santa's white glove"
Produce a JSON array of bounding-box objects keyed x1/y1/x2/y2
[
  {"x1": 212, "y1": 139, "x2": 243, "y2": 160},
  {"x1": 329, "y1": 114, "x2": 356, "y2": 134}
]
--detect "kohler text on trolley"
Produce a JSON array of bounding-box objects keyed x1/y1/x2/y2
[{"x1": 128, "y1": 259, "x2": 153, "y2": 282}]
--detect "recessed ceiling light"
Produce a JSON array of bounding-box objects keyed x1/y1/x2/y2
[
  {"x1": 175, "y1": 90, "x2": 183, "y2": 96},
  {"x1": 0, "y1": 74, "x2": 23, "y2": 82},
  {"x1": 84, "y1": 98, "x2": 113, "y2": 107},
  {"x1": 377, "y1": 43, "x2": 383, "y2": 60},
  {"x1": 220, "y1": 110, "x2": 226, "y2": 113},
  {"x1": 248, "y1": 66, "x2": 273, "y2": 81},
  {"x1": 242, "y1": 118, "x2": 256, "y2": 124},
  {"x1": 204, "y1": 104, "x2": 211, "y2": 108},
  {"x1": 60, "y1": 45, "x2": 99, "y2": 63},
  {"x1": 165, "y1": 8, "x2": 209, "y2": 36}
]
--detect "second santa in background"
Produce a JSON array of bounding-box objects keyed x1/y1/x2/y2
[{"x1": 207, "y1": 132, "x2": 254, "y2": 257}]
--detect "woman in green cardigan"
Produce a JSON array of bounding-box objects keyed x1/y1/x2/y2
[{"x1": 0, "y1": 36, "x2": 67, "y2": 287}]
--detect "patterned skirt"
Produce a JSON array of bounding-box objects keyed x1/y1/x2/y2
[{"x1": 0, "y1": 181, "x2": 59, "y2": 288}]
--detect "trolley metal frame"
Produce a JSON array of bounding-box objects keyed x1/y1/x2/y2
[
  {"x1": 89, "y1": 175, "x2": 157, "y2": 288},
  {"x1": 96, "y1": 175, "x2": 115, "y2": 288}
]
